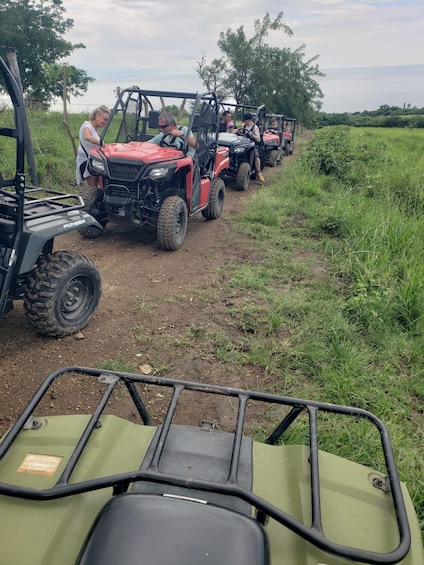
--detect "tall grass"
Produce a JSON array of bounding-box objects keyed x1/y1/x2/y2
[
  {"x1": 0, "y1": 107, "x2": 87, "y2": 189},
  {"x1": 236, "y1": 126, "x2": 424, "y2": 537}
]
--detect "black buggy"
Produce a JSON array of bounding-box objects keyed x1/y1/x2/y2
[
  {"x1": 217, "y1": 103, "x2": 268, "y2": 191},
  {"x1": 0, "y1": 57, "x2": 102, "y2": 336}
]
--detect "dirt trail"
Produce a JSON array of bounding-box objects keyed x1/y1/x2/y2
[{"x1": 1, "y1": 166, "x2": 282, "y2": 431}]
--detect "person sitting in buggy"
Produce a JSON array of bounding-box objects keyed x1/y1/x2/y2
[
  {"x1": 265, "y1": 116, "x2": 281, "y2": 135},
  {"x1": 148, "y1": 112, "x2": 197, "y2": 157}
]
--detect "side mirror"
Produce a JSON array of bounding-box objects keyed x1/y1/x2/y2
[{"x1": 148, "y1": 110, "x2": 159, "y2": 129}]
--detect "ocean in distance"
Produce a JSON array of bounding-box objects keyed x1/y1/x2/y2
[
  {"x1": 2, "y1": 64, "x2": 422, "y2": 116},
  {"x1": 318, "y1": 64, "x2": 424, "y2": 114},
  {"x1": 60, "y1": 64, "x2": 423, "y2": 116}
]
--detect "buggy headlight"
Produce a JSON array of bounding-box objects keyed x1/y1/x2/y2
[
  {"x1": 89, "y1": 156, "x2": 105, "y2": 174},
  {"x1": 234, "y1": 147, "x2": 246, "y2": 154},
  {"x1": 149, "y1": 166, "x2": 173, "y2": 180}
]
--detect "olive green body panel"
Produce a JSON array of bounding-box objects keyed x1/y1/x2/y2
[
  {"x1": 253, "y1": 443, "x2": 424, "y2": 564},
  {"x1": 0, "y1": 415, "x2": 422, "y2": 565},
  {"x1": 0, "y1": 415, "x2": 155, "y2": 565}
]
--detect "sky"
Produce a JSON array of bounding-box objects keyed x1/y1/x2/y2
[{"x1": 58, "y1": 0, "x2": 424, "y2": 114}]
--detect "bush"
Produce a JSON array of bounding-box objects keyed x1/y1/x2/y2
[{"x1": 300, "y1": 126, "x2": 355, "y2": 181}]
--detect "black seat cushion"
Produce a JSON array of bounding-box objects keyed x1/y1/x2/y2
[{"x1": 77, "y1": 494, "x2": 269, "y2": 565}]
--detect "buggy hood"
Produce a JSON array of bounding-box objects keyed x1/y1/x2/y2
[{"x1": 94, "y1": 141, "x2": 184, "y2": 164}]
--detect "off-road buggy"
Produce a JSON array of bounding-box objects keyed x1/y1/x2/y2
[
  {"x1": 79, "y1": 87, "x2": 229, "y2": 251},
  {"x1": 0, "y1": 365, "x2": 423, "y2": 564},
  {"x1": 263, "y1": 113, "x2": 285, "y2": 167},
  {"x1": 0, "y1": 57, "x2": 102, "y2": 337},
  {"x1": 282, "y1": 117, "x2": 297, "y2": 156},
  {"x1": 217, "y1": 103, "x2": 268, "y2": 191}
]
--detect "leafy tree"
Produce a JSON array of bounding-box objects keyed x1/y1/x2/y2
[
  {"x1": 195, "y1": 12, "x2": 324, "y2": 127},
  {"x1": 43, "y1": 63, "x2": 93, "y2": 105},
  {"x1": 0, "y1": 0, "x2": 93, "y2": 107},
  {"x1": 195, "y1": 56, "x2": 228, "y2": 100}
]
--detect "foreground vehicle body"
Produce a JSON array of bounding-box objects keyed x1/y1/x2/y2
[
  {"x1": 80, "y1": 87, "x2": 229, "y2": 250},
  {"x1": 0, "y1": 57, "x2": 102, "y2": 337},
  {"x1": 0, "y1": 366, "x2": 423, "y2": 564},
  {"x1": 218, "y1": 103, "x2": 268, "y2": 191}
]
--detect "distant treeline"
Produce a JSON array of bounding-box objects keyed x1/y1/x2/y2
[{"x1": 318, "y1": 105, "x2": 424, "y2": 128}]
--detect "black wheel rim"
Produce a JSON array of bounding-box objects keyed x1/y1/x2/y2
[{"x1": 58, "y1": 274, "x2": 94, "y2": 322}]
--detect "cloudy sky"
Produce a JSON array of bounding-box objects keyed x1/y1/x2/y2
[{"x1": 62, "y1": 0, "x2": 424, "y2": 113}]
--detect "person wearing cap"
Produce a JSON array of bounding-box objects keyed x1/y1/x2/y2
[{"x1": 236, "y1": 113, "x2": 265, "y2": 183}]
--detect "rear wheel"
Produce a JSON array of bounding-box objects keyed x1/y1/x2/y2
[
  {"x1": 235, "y1": 162, "x2": 251, "y2": 191},
  {"x1": 157, "y1": 196, "x2": 188, "y2": 251},
  {"x1": 202, "y1": 177, "x2": 225, "y2": 220},
  {"x1": 23, "y1": 251, "x2": 101, "y2": 337},
  {"x1": 78, "y1": 185, "x2": 107, "y2": 239}
]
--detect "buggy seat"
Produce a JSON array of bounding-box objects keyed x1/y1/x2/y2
[{"x1": 77, "y1": 493, "x2": 269, "y2": 565}]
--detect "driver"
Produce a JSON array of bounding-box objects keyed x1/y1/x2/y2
[
  {"x1": 148, "y1": 112, "x2": 197, "y2": 157},
  {"x1": 236, "y1": 113, "x2": 265, "y2": 183}
]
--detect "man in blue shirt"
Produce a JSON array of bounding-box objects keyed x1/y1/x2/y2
[{"x1": 148, "y1": 112, "x2": 197, "y2": 157}]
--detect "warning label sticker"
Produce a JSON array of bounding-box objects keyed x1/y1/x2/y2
[{"x1": 17, "y1": 453, "x2": 63, "y2": 475}]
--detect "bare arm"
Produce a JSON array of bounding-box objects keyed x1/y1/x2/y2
[
  {"x1": 170, "y1": 129, "x2": 197, "y2": 149},
  {"x1": 83, "y1": 125, "x2": 100, "y2": 145}
]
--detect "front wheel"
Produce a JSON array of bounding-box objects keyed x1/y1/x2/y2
[
  {"x1": 157, "y1": 196, "x2": 188, "y2": 251},
  {"x1": 23, "y1": 251, "x2": 102, "y2": 337},
  {"x1": 235, "y1": 161, "x2": 251, "y2": 191},
  {"x1": 202, "y1": 177, "x2": 225, "y2": 220},
  {"x1": 78, "y1": 185, "x2": 107, "y2": 239},
  {"x1": 267, "y1": 149, "x2": 278, "y2": 167}
]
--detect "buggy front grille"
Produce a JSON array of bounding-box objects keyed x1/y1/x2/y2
[{"x1": 108, "y1": 161, "x2": 144, "y2": 182}]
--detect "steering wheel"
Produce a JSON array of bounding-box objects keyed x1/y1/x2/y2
[
  {"x1": 236, "y1": 128, "x2": 251, "y2": 139},
  {"x1": 160, "y1": 133, "x2": 178, "y2": 148}
]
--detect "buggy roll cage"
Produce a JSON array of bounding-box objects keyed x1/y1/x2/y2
[
  {"x1": 0, "y1": 57, "x2": 91, "y2": 316},
  {"x1": 100, "y1": 86, "x2": 221, "y2": 155},
  {"x1": 0, "y1": 366, "x2": 411, "y2": 565},
  {"x1": 218, "y1": 102, "x2": 266, "y2": 130}
]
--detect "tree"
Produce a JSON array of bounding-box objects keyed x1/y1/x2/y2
[
  {"x1": 195, "y1": 12, "x2": 324, "y2": 127},
  {"x1": 43, "y1": 63, "x2": 94, "y2": 104},
  {"x1": 0, "y1": 0, "x2": 93, "y2": 107},
  {"x1": 195, "y1": 56, "x2": 228, "y2": 100}
]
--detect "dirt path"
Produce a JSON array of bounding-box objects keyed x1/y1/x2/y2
[
  {"x1": 0, "y1": 152, "x2": 301, "y2": 433},
  {"x1": 0, "y1": 132, "x2": 309, "y2": 433}
]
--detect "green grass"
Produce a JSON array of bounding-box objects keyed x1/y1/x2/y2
[{"x1": 234, "y1": 126, "x2": 424, "y2": 536}]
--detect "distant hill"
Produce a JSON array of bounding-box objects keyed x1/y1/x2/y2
[{"x1": 319, "y1": 105, "x2": 424, "y2": 128}]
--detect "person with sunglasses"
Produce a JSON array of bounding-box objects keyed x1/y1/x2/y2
[{"x1": 148, "y1": 112, "x2": 197, "y2": 156}]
